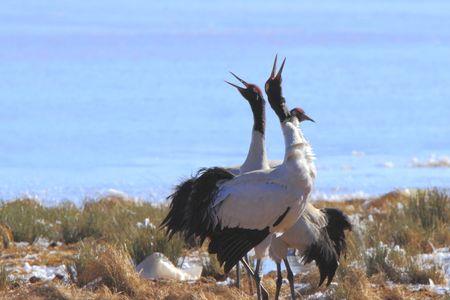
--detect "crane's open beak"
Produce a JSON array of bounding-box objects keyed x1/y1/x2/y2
[
  {"x1": 225, "y1": 80, "x2": 245, "y2": 92},
  {"x1": 229, "y1": 72, "x2": 249, "y2": 87},
  {"x1": 270, "y1": 54, "x2": 286, "y2": 80},
  {"x1": 225, "y1": 72, "x2": 250, "y2": 98}
]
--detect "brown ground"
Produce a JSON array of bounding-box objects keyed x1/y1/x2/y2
[{"x1": 0, "y1": 189, "x2": 449, "y2": 299}]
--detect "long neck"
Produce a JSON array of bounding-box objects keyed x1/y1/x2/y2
[
  {"x1": 268, "y1": 94, "x2": 290, "y2": 123},
  {"x1": 282, "y1": 118, "x2": 306, "y2": 147},
  {"x1": 240, "y1": 131, "x2": 269, "y2": 173},
  {"x1": 281, "y1": 118, "x2": 312, "y2": 163},
  {"x1": 240, "y1": 102, "x2": 269, "y2": 173},
  {"x1": 251, "y1": 101, "x2": 265, "y2": 135}
]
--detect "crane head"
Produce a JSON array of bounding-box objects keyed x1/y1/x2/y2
[
  {"x1": 290, "y1": 107, "x2": 315, "y2": 123},
  {"x1": 265, "y1": 55, "x2": 291, "y2": 122},
  {"x1": 225, "y1": 72, "x2": 265, "y2": 106}
]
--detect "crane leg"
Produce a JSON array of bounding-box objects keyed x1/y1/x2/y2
[
  {"x1": 284, "y1": 258, "x2": 296, "y2": 300},
  {"x1": 236, "y1": 261, "x2": 241, "y2": 288},
  {"x1": 275, "y1": 261, "x2": 283, "y2": 300},
  {"x1": 243, "y1": 255, "x2": 254, "y2": 294},
  {"x1": 240, "y1": 258, "x2": 268, "y2": 300},
  {"x1": 255, "y1": 259, "x2": 262, "y2": 300}
]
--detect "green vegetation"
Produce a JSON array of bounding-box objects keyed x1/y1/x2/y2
[
  {"x1": 0, "y1": 195, "x2": 185, "y2": 264},
  {"x1": 331, "y1": 188, "x2": 449, "y2": 300},
  {"x1": 0, "y1": 189, "x2": 449, "y2": 299},
  {"x1": 365, "y1": 189, "x2": 450, "y2": 254}
]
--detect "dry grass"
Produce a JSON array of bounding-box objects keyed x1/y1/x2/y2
[
  {"x1": 72, "y1": 242, "x2": 148, "y2": 298},
  {"x1": 314, "y1": 188, "x2": 449, "y2": 299},
  {"x1": 0, "y1": 195, "x2": 186, "y2": 265},
  {"x1": 364, "y1": 189, "x2": 449, "y2": 254},
  {"x1": 334, "y1": 265, "x2": 380, "y2": 300},
  {"x1": 0, "y1": 265, "x2": 9, "y2": 292},
  {"x1": 0, "y1": 224, "x2": 13, "y2": 250},
  {"x1": 76, "y1": 196, "x2": 185, "y2": 264},
  {"x1": 0, "y1": 279, "x2": 252, "y2": 300},
  {"x1": 0, "y1": 189, "x2": 449, "y2": 299},
  {"x1": 0, "y1": 282, "x2": 130, "y2": 300},
  {"x1": 0, "y1": 199, "x2": 58, "y2": 243}
]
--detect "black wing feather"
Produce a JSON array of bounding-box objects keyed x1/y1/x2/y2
[{"x1": 208, "y1": 226, "x2": 270, "y2": 273}]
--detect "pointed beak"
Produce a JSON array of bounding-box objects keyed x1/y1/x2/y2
[
  {"x1": 303, "y1": 114, "x2": 315, "y2": 123},
  {"x1": 270, "y1": 54, "x2": 278, "y2": 78},
  {"x1": 275, "y1": 57, "x2": 286, "y2": 80},
  {"x1": 229, "y1": 72, "x2": 249, "y2": 87},
  {"x1": 225, "y1": 80, "x2": 245, "y2": 93},
  {"x1": 269, "y1": 54, "x2": 286, "y2": 80},
  {"x1": 225, "y1": 72, "x2": 252, "y2": 99}
]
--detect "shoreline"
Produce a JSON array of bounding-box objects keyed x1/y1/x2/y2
[{"x1": 2, "y1": 186, "x2": 450, "y2": 207}]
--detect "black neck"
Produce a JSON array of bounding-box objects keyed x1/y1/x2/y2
[
  {"x1": 268, "y1": 94, "x2": 290, "y2": 123},
  {"x1": 250, "y1": 100, "x2": 265, "y2": 135}
]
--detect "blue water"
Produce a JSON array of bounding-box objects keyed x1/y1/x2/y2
[{"x1": 1, "y1": 1, "x2": 450, "y2": 204}]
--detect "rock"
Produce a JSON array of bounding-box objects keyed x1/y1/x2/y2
[{"x1": 136, "y1": 253, "x2": 201, "y2": 281}]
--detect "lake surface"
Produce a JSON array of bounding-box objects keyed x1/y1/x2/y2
[{"x1": 1, "y1": 1, "x2": 450, "y2": 204}]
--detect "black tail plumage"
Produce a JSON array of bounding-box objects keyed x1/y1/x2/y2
[
  {"x1": 185, "y1": 167, "x2": 234, "y2": 243},
  {"x1": 302, "y1": 208, "x2": 352, "y2": 287},
  {"x1": 322, "y1": 208, "x2": 352, "y2": 257},
  {"x1": 160, "y1": 177, "x2": 195, "y2": 239},
  {"x1": 161, "y1": 167, "x2": 267, "y2": 273},
  {"x1": 301, "y1": 230, "x2": 338, "y2": 287},
  {"x1": 160, "y1": 167, "x2": 235, "y2": 244}
]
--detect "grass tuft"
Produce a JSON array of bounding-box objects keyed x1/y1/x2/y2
[
  {"x1": 0, "y1": 265, "x2": 10, "y2": 291},
  {"x1": 72, "y1": 242, "x2": 147, "y2": 298},
  {"x1": 0, "y1": 195, "x2": 186, "y2": 264},
  {"x1": 323, "y1": 189, "x2": 449, "y2": 298},
  {"x1": 366, "y1": 189, "x2": 450, "y2": 254},
  {"x1": 0, "y1": 198, "x2": 57, "y2": 242}
]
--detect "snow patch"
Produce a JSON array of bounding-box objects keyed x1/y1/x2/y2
[
  {"x1": 216, "y1": 277, "x2": 235, "y2": 286},
  {"x1": 417, "y1": 247, "x2": 450, "y2": 285},
  {"x1": 312, "y1": 191, "x2": 369, "y2": 202},
  {"x1": 13, "y1": 263, "x2": 70, "y2": 283}
]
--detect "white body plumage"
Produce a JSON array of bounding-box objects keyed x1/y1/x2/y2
[{"x1": 212, "y1": 119, "x2": 316, "y2": 235}]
